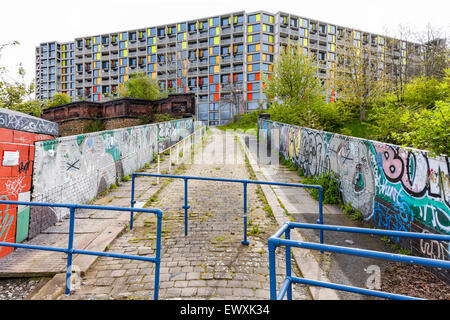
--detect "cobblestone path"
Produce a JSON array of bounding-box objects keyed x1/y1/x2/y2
[{"x1": 61, "y1": 129, "x2": 310, "y2": 300}]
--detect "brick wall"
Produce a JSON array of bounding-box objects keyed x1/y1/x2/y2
[{"x1": 0, "y1": 128, "x2": 53, "y2": 258}]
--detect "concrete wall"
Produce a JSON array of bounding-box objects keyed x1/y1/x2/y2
[
  {"x1": 30, "y1": 118, "x2": 194, "y2": 236},
  {"x1": 258, "y1": 118, "x2": 449, "y2": 280}
]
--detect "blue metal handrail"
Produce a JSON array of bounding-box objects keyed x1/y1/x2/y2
[
  {"x1": 130, "y1": 173, "x2": 324, "y2": 246},
  {"x1": 0, "y1": 200, "x2": 163, "y2": 300},
  {"x1": 268, "y1": 222, "x2": 450, "y2": 300}
]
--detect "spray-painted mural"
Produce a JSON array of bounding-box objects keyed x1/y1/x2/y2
[
  {"x1": 32, "y1": 118, "x2": 194, "y2": 225},
  {"x1": 258, "y1": 119, "x2": 449, "y2": 274}
]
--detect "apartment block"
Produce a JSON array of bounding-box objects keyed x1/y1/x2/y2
[{"x1": 35, "y1": 10, "x2": 421, "y2": 126}]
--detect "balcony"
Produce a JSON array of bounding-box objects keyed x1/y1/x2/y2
[{"x1": 221, "y1": 38, "x2": 232, "y2": 45}]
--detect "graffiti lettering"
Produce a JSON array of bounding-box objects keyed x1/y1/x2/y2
[
  {"x1": 420, "y1": 231, "x2": 449, "y2": 261},
  {"x1": 375, "y1": 144, "x2": 449, "y2": 206},
  {"x1": 0, "y1": 196, "x2": 13, "y2": 243},
  {"x1": 18, "y1": 161, "x2": 31, "y2": 174},
  {"x1": 5, "y1": 176, "x2": 26, "y2": 195}
]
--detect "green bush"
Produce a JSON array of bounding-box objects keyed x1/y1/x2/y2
[
  {"x1": 84, "y1": 119, "x2": 105, "y2": 133},
  {"x1": 302, "y1": 172, "x2": 341, "y2": 205}
]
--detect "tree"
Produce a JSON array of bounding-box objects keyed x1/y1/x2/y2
[
  {"x1": 334, "y1": 30, "x2": 387, "y2": 123},
  {"x1": 119, "y1": 71, "x2": 166, "y2": 100},
  {"x1": 46, "y1": 93, "x2": 71, "y2": 108},
  {"x1": 264, "y1": 43, "x2": 334, "y2": 129},
  {"x1": 416, "y1": 24, "x2": 449, "y2": 81},
  {"x1": 395, "y1": 100, "x2": 449, "y2": 156},
  {"x1": 0, "y1": 42, "x2": 45, "y2": 116}
]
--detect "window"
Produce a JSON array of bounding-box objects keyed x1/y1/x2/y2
[
  {"x1": 188, "y1": 23, "x2": 196, "y2": 32},
  {"x1": 233, "y1": 44, "x2": 243, "y2": 53},
  {"x1": 209, "y1": 84, "x2": 219, "y2": 92},
  {"x1": 262, "y1": 63, "x2": 272, "y2": 71},
  {"x1": 247, "y1": 63, "x2": 260, "y2": 72},
  {"x1": 233, "y1": 73, "x2": 243, "y2": 82},
  {"x1": 262, "y1": 44, "x2": 273, "y2": 53},
  {"x1": 248, "y1": 102, "x2": 260, "y2": 110},
  {"x1": 248, "y1": 24, "x2": 261, "y2": 33},
  {"x1": 248, "y1": 34, "x2": 260, "y2": 43},
  {"x1": 248, "y1": 53, "x2": 260, "y2": 62},
  {"x1": 319, "y1": 24, "x2": 326, "y2": 34},
  {"x1": 301, "y1": 19, "x2": 309, "y2": 28},
  {"x1": 209, "y1": 17, "x2": 219, "y2": 27},
  {"x1": 290, "y1": 18, "x2": 298, "y2": 28},
  {"x1": 234, "y1": 15, "x2": 244, "y2": 24},
  {"x1": 221, "y1": 74, "x2": 230, "y2": 83},
  {"x1": 178, "y1": 23, "x2": 187, "y2": 32},
  {"x1": 209, "y1": 37, "x2": 220, "y2": 46},
  {"x1": 247, "y1": 73, "x2": 260, "y2": 81},
  {"x1": 262, "y1": 24, "x2": 274, "y2": 33},
  {"x1": 318, "y1": 52, "x2": 326, "y2": 61},
  {"x1": 221, "y1": 17, "x2": 230, "y2": 26},
  {"x1": 247, "y1": 82, "x2": 260, "y2": 91},
  {"x1": 248, "y1": 44, "x2": 260, "y2": 52},
  {"x1": 262, "y1": 14, "x2": 273, "y2": 24},
  {"x1": 209, "y1": 56, "x2": 219, "y2": 64},
  {"x1": 248, "y1": 14, "x2": 260, "y2": 23},
  {"x1": 262, "y1": 34, "x2": 273, "y2": 43}
]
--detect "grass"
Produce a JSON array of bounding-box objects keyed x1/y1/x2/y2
[
  {"x1": 339, "y1": 118, "x2": 374, "y2": 139},
  {"x1": 340, "y1": 202, "x2": 364, "y2": 222},
  {"x1": 248, "y1": 225, "x2": 261, "y2": 237},
  {"x1": 217, "y1": 111, "x2": 263, "y2": 132},
  {"x1": 381, "y1": 236, "x2": 412, "y2": 256}
]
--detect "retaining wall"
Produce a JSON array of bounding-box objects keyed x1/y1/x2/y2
[
  {"x1": 258, "y1": 118, "x2": 449, "y2": 281},
  {"x1": 30, "y1": 118, "x2": 194, "y2": 237}
]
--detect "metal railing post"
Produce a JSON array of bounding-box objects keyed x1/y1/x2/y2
[
  {"x1": 318, "y1": 186, "x2": 324, "y2": 252},
  {"x1": 169, "y1": 148, "x2": 172, "y2": 173},
  {"x1": 154, "y1": 210, "x2": 163, "y2": 300},
  {"x1": 157, "y1": 154, "x2": 160, "y2": 185},
  {"x1": 65, "y1": 206, "x2": 76, "y2": 295},
  {"x1": 183, "y1": 178, "x2": 190, "y2": 236},
  {"x1": 285, "y1": 227, "x2": 292, "y2": 300},
  {"x1": 130, "y1": 173, "x2": 136, "y2": 230},
  {"x1": 242, "y1": 182, "x2": 249, "y2": 245},
  {"x1": 268, "y1": 239, "x2": 277, "y2": 300}
]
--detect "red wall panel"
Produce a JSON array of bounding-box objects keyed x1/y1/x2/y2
[{"x1": 0, "y1": 128, "x2": 54, "y2": 258}]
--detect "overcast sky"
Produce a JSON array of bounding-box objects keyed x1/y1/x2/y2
[{"x1": 1, "y1": 0, "x2": 448, "y2": 86}]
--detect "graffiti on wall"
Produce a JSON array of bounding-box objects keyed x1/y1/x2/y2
[
  {"x1": 157, "y1": 119, "x2": 193, "y2": 152},
  {"x1": 258, "y1": 119, "x2": 450, "y2": 238},
  {"x1": 0, "y1": 109, "x2": 58, "y2": 136},
  {"x1": 32, "y1": 119, "x2": 193, "y2": 221},
  {"x1": 0, "y1": 126, "x2": 54, "y2": 257}
]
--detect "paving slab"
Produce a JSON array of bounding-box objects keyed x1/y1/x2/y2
[{"x1": 0, "y1": 152, "x2": 174, "y2": 279}]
